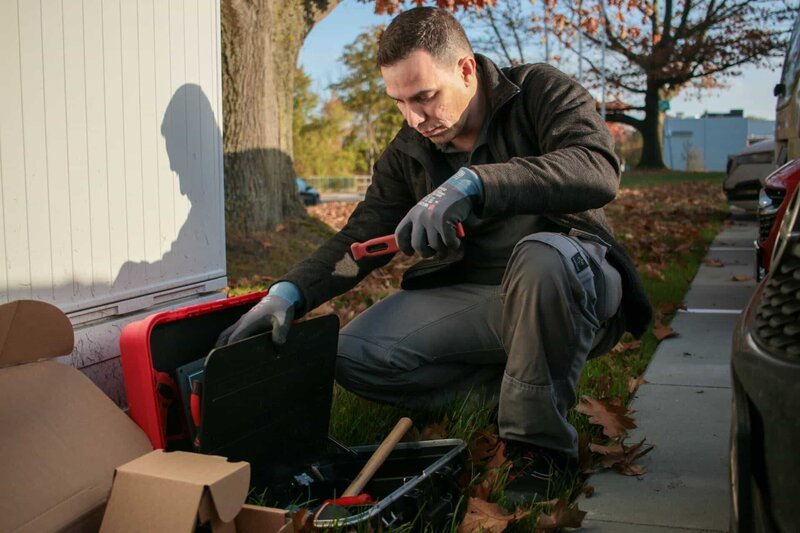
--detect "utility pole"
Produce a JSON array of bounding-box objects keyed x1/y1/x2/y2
[
  {"x1": 577, "y1": 0, "x2": 583, "y2": 84},
  {"x1": 600, "y1": 0, "x2": 607, "y2": 120}
]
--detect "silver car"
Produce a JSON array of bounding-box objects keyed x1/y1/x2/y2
[{"x1": 724, "y1": 139, "x2": 777, "y2": 211}]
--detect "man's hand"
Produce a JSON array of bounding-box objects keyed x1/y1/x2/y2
[
  {"x1": 395, "y1": 167, "x2": 483, "y2": 257},
  {"x1": 215, "y1": 282, "x2": 303, "y2": 346}
]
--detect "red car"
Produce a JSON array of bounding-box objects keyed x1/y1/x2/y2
[{"x1": 755, "y1": 159, "x2": 800, "y2": 279}]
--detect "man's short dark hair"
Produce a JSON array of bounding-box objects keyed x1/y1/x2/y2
[{"x1": 377, "y1": 7, "x2": 473, "y2": 68}]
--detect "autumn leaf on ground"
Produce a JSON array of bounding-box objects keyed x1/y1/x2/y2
[
  {"x1": 458, "y1": 497, "x2": 530, "y2": 533},
  {"x1": 480, "y1": 440, "x2": 511, "y2": 490},
  {"x1": 653, "y1": 322, "x2": 679, "y2": 341},
  {"x1": 290, "y1": 508, "x2": 314, "y2": 533},
  {"x1": 589, "y1": 438, "x2": 654, "y2": 476},
  {"x1": 657, "y1": 302, "x2": 685, "y2": 315},
  {"x1": 732, "y1": 274, "x2": 753, "y2": 282},
  {"x1": 586, "y1": 373, "x2": 612, "y2": 397},
  {"x1": 469, "y1": 429, "x2": 502, "y2": 462},
  {"x1": 534, "y1": 498, "x2": 587, "y2": 531},
  {"x1": 611, "y1": 339, "x2": 643, "y2": 355},
  {"x1": 576, "y1": 396, "x2": 637, "y2": 438},
  {"x1": 419, "y1": 421, "x2": 448, "y2": 440},
  {"x1": 628, "y1": 375, "x2": 648, "y2": 393},
  {"x1": 582, "y1": 485, "x2": 595, "y2": 498},
  {"x1": 471, "y1": 479, "x2": 492, "y2": 500},
  {"x1": 703, "y1": 258, "x2": 724, "y2": 267},
  {"x1": 642, "y1": 263, "x2": 666, "y2": 280}
]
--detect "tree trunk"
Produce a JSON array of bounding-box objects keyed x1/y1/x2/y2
[
  {"x1": 637, "y1": 80, "x2": 667, "y2": 169},
  {"x1": 221, "y1": 0, "x2": 338, "y2": 239}
]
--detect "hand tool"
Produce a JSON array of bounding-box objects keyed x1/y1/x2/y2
[
  {"x1": 314, "y1": 417, "x2": 413, "y2": 524},
  {"x1": 350, "y1": 223, "x2": 465, "y2": 260}
]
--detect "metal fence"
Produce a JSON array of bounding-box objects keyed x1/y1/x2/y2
[{"x1": 302, "y1": 175, "x2": 371, "y2": 193}]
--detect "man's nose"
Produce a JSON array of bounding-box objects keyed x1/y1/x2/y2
[{"x1": 405, "y1": 106, "x2": 425, "y2": 129}]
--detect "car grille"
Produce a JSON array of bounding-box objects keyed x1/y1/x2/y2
[
  {"x1": 759, "y1": 214, "x2": 777, "y2": 242},
  {"x1": 753, "y1": 254, "x2": 800, "y2": 360}
]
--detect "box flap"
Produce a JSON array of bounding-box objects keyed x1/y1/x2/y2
[
  {"x1": 0, "y1": 361, "x2": 152, "y2": 532},
  {"x1": 101, "y1": 450, "x2": 250, "y2": 531},
  {"x1": 235, "y1": 505, "x2": 292, "y2": 532},
  {"x1": 0, "y1": 300, "x2": 74, "y2": 368}
]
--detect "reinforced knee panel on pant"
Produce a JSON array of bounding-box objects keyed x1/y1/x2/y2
[{"x1": 515, "y1": 232, "x2": 622, "y2": 325}]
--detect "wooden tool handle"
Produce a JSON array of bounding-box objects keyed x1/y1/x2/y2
[{"x1": 342, "y1": 417, "x2": 413, "y2": 497}]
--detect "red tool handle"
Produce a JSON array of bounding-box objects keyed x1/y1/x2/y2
[
  {"x1": 323, "y1": 494, "x2": 374, "y2": 507},
  {"x1": 350, "y1": 222, "x2": 465, "y2": 261},
  {"x1": 190, "y1": 380, "x2": 202, "y2": 429}
]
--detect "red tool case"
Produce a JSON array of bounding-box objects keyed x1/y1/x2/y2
[
  {"x1": 120, "y1": 291, "x2": 266, "y2": 449},
  {"x1": 119, "y1": 292, "x2": 468, "y2": 529}
]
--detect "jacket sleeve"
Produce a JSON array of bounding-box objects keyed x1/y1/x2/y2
[
  {"x1": 279, "y1": 146, "x2": 415, "y2": 315},
  {"x1": 472, "y1": 65, "x2": 620, "y2": 218}
]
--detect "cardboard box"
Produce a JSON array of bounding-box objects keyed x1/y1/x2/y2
[
  {"x1": 100, "y1": 450, "x2": 291, "y2": 533},
  {"x1": 0, "y1": 300, "x2": 152, "y2": 532},
  {"x1": 0, "y1": 300, "x2": 291, "y2": 533}
]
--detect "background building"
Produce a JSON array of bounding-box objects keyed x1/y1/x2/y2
[{"x1": 663, "y1": 110, "x2": 775, "y2": 171}]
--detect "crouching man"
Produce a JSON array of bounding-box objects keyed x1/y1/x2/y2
[{"x1": 218, "y1": 7, "x2": 652, "y2": 504}]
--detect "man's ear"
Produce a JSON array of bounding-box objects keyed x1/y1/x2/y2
[{"x1": 458, "y1": 56, "x2": 477, "y2": 86}]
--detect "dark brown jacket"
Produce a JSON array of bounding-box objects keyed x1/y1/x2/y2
[{"x1": 282, "y1": 55, "x2": 652, "y2": 337}]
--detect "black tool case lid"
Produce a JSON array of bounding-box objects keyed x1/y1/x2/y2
[{"x1": 198, "y1": 314, "x2": 339, "y2": 466}]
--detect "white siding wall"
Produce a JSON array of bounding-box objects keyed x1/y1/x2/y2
[{"x1": 0, "y1": 0, "x2": 225, "y2": 319}]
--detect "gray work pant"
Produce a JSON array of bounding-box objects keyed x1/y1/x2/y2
[{"x1": 335, "y1": 231, "x2": 625, "y2": 457}]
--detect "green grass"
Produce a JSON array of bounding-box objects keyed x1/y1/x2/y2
[{"x1": 621, "y1": 169, "x2": 724, "y2": 188}]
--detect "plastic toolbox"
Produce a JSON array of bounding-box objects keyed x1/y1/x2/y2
[{"x1": 119, "y1": 294, "x2": 467, "y2": 529}]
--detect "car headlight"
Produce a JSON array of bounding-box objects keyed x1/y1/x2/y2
[
  {"x1": 735, "y1": 151, "x2": 775, "y2": 166},
  {"x1": 758, "y1": 189, "x2": 774, "y2": 210},
  {"x1": 770, "y1": 187, "x2": 800, "y2": 268}
]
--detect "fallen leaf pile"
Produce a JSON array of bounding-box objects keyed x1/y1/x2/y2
[{"x1": 604, "y1": 182, "x2": 726, "y2": 282}]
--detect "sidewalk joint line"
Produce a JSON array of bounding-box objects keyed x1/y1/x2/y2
[
  {"x1": 643, "y1": 382, "x2": 731, "y2": 390},
  {"x1": 708, "y1": 247, "x2": 754, "y2": 251},
  {"x1": 586, "y1": 517, "x2": 727, "y2": 532},
  {"x1": 679, "y1": 308, "x2": 742, "y2": 315}
]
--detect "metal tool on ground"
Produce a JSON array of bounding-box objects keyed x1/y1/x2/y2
[
  {"x1": 313, "y1": 417, "x2": 414, "y2": 524},
  {"x1": 350, "y1": 223, "x2": 465, "y2": 260}
]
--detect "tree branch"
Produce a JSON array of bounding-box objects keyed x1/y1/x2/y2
[
  {"x1": 485, "y1": 6, "x2": 516, "y2": 65},
  {"x1": 501, "y1": 0, "x2": 527, "y2": 64},
  {"x1": 663, "y1": 0, "x2": 674, "y2": 43},
  {"x1": 605, "y1": 112, "x2": 644, "y2": 131},
  {"x1": 674, "y1": 0, "x2": 694, "y2": 41},
  {"x1": 575, "y1": 50, "x2": 648, "y2": 94}
]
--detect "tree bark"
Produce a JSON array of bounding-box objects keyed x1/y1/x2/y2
[
  {"x1": 221, "y1": 0, "x2": 338, "y2": 239},
  {"x1": 637, "y1": 80, "x2": 667, "y2": 169}
]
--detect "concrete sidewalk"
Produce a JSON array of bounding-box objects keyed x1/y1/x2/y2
[{"x1": 580, "y1": 218, "x2": 758, "y2": 532}]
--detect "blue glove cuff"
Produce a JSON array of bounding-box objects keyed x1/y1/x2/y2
[
  {"x1": 447, "y1": 167, "x2": 485, "y2": 205},
  {"x1": 268, "y1": 281, "x2": 303, "y2": 307}
]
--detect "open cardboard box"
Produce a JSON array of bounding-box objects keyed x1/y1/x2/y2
[
  {"x1": 100, "y1": 450, "x2": 291, "y2": 533},
  {"x1": 0, "y1": 300, "x2": 292, "y2": 532}
]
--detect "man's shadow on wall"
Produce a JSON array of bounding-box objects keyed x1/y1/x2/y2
[
  {"x1": 115, "y1": 83, "x2": 223, "y2": 291},
  {"x1": 114, "y1": 83, "x2": 296, "y2": 293}
]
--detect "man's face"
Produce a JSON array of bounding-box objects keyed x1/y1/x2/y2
[{"x1": 382, "y1": 50, "x2": 477, "y2": 146}]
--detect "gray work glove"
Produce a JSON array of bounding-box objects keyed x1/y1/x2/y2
[
  {"x1": 215, "y1": 282, "x2": 302, "y2": 346},
  {"x1": 395, "y1": 167, "x2": 483, "y2": 258}
]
